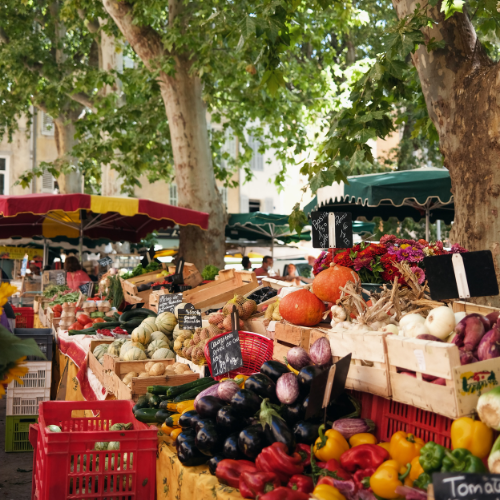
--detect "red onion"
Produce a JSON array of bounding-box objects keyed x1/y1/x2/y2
[
  {"x1": 217, "y1": 380, "x2": 240, "y2": 402},
  {"x1": 332, "y1": 418, "x2": 375, "y2": 439},
  {"x1": 486, "y1": 311, "x2": 500, "y2": 326},
  {"x1": 287, "y1": 347, "x2": 312, "y2": 370},
  {"x1": 432, "y1": 378, "x2": 446, "y2": 385},
  {"x1": 459, "y1": 348, "x2": 478, "y2": 365},
  {"x1": 309, "y1": 337, "x2": 332, "y2": 366},
  {"x1": 455, "y1": 315, "x2": 486, "y2": 351},
  {"x1": 477, "y1": 328, "x2": 500, "y2": 361},
  {"x1": 416, "y1": 334, "x2": 443, "y2": 342},
  {"x1": 276, "y1": 373, "x2": 299, "y2": 405}
]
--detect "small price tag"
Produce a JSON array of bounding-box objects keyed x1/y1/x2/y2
[
  {"x1": 79, "y1": 282, "x2": 94, "y2": 297},
  {"x1": 98, "y1": 257, "x2": 113, "y2": 268},
  {"x1": 43, "y1": 270, "x2": 66, "y2": 288},
  {"x1": 178, "y1": 303, "x2": 202, "y2": 330},
  {"x1": 157, "y1": 293, "x2": 183, "y2": 314}
]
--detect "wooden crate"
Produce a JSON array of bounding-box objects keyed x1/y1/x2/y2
[
  {"x1": 182, "y1": 269, "x2": 259, "y2": 311},
  {"x1": 120, "y1": 270, "x2": 162, "y2": 305},
  {"x1": 453, "y1": 300, "x2": 499, "y2": 316},
  {"x1": 325, "y1": 328, "x2": 391, "y2": 398},
  {"x1": 88, "y1": 339, "x2": 115, "y2": 387},
  {"x1": 273, "y1": 322, "x2": 328, "y2": 363},
  {"x1": 104, "y1": 358, "x2": 199, "y2": 401},
  {"x1": 101, "y1": 353, "x2": 173, "y2": 374},
  {"x1": 386, "y1": 334, "x2": 500, "y2": 419}
]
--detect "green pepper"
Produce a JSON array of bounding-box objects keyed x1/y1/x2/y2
[
  {"x1": 90, "y1": 311, "x2": 105, "y2": 318},
  {"x1": 419, "y1": 442, "x2": 446, "y2": 472},
  {"x1": 413, "y1": 473, "x2": 432, "y2": 491},
  {"x1": 441, "y1": 448, "x2": 487, "y2": 473}
]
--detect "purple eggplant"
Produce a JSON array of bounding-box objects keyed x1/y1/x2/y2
[
  {"x1": 477, "y1": 327, "x2": 500, "y2": 361},
  {"x1": 309, "y1": 337, "x2": 332, "y2": 366},
  {"x1": 276, "y1": 373, "x2": 299, "y2": 405},
  {"x1": 455, "y1": 315, "x2": 486, "y2": 351},
  {"x1": 332, "y1": 418, "x2": 376, "y2": 440},
  {"x1": 459, "y1": 348, "x2": 478, "y2": 365},
  {"x1": 287, "y1": 347, "x2": 312, "y2": 371}
]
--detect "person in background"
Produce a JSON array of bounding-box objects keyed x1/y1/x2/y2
[
  {"x1": 254, "y1": 256, "x2": 273, "y2": 277},
  {"x1": 29, "y1": 262, "x2": 41, "y2": 280},
  {"x1": 82, "y1": 261, "x2": 98, "y2": 282},
  {"x1": 284, "y1": 263, "x2": 302, "y2": 285},
  {"x1": 241, "y1": 256, "x2": 252, "y2": 271},
  {"x1": 65, "y1": 256, "x2": 91, "y2": 291}
]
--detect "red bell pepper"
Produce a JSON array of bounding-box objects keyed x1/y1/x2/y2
[
  {"x1": 340, "y1": 444, "x2": 389, "y2": 472},
  {"x1": 322, "y1": 458, "x2": 352, "y2": 481},
  {"x1": 256, "y1": 442, "x2": 304, "y2": 483},
  {"x1": 295, "y1": 443, "x2": 311, "y2": 467},
  {"x1": 215, "y1": 459, "x2": 257, "y2": 488},
  {"x1": 287, "y1": 475, "x2": 314, "y2": 494},
  {"x1": 353, "y1": 468, "x2": 376, "y2": 490},
  {"x1": 239, "y1": 471, "x2": 280, "y2": 499},
  {"x1": 259, "y1": 487, "x2": 310, "y2": 500}
]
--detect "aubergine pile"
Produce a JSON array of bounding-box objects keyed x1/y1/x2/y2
[{"x1": 175, "y1": 337, "x2": 361, "y2": 468}]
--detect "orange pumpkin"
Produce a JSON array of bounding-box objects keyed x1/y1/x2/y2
[
  {"x1": 312, "y1": 264, "x2": 359, "y2": 303},
  {"x1": 279, "y1": 289, "x2": 325, "y2": 327}
]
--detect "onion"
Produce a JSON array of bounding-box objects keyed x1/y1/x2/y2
[
  {"x1": 276, "y1": 373, "x2": 299, "y2": 405},
  {"x1": 309, "y1": 337, "x2": 332, "y2": 366},
  {"x1": 217, "y1": 380, "x2": 240, "y2": 402},
  {"x1": 424, "y1": 306, "x2": 456, "y2": 340},
  {"x1": 403, "y1": 322, "x2": 430, "y2": 338},
  {"x1": 454, "y1": 312, "x2": 466, "y2": 324},
  {"x1": 380, "y1": 324, "x2": 398, "y2": 335},
  {"x1": 399, "y1": 313, "x2": 425, "y2": 330},
  {"x1": 287, "y1": 347, "x2": 312, "y2": 370}
]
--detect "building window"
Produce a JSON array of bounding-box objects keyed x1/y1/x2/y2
[
  {"x1": 249, "y1": 200, "x2": 260, "y2": 212},
  {"x1": 219, "y1": 128, "x2": 236, "y2": 170},
  {"x1": 219, "y1": 186, "x2": 228, "y2": 208},
  {"x1": 169, "y1": 184, "x2": 178, "y2": 206},
  {"x1": 41, "y1": 112, "x2": 55, "y2": 136},
  {"x1": 248, "y1": 136, "x2": 263, "y2": 171},
  {"x1": 0, "y1": 157, "x2": 9, "y2": 195},
  {"x1": 41, "y1": 169, "x2": 55, "y2": 193}
]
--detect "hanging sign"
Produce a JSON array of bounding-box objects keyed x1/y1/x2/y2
[
  {"x1": 178, "y1": 303, "x2": 202, "y2": 330},
  {"x1": 207, "y1": 306, "x2": 244, "y2": 377},
  {"x1": 79, "y1": 282, "x2": 94, "y2": 297},
  {"x1": 432, "y1": 473, "x2": 500, "y2": 500},
  {"x1": 311, "y1": 211, "x2": 353, "y2": 249},
  {"x1": 20, "y1": 254, "x2": 29, "y2": 277},
  {"x1": 157, "y1": 293, "x2": 183, "y2": 314},
  {"x1": 424, "y1": 250, "x2": 499, "y2": 300},
  {"x1": 98, "y1": 257, "x2": 113, "y2": 268}
]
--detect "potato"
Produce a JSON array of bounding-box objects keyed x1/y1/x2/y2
[
  {"x1": 145, "y1": 362, "x2": 155, "y2": 372},
  {"x1": 164, "y1": 365, "x2": 176, "y2": 373},
  {"x1": 174, "y1": 367, "x2": 185, "y2": 374},
  {"x1": 138, "y1": 372, "x2": 149, "y2": 378},
  {"x1": 122, "y1": 371, "x2": 138, "y2": 385},
  {"x1": 149, "y1": 363, "x2": 165, "y2": 376}
]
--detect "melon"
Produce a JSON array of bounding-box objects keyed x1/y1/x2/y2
[
  {"x1": 279, "y1": 289, "x2": 325, "y2": 327},
  {"x1": 312, "y1": 264, "x2": 359, "y2": 303},
  {"x1": 131, "y1": 326, "x2": 152, "y2": 345},
  {"x1": 123, "y1": 347, "x2": 147, "y2": 361},
  {"x1": 130, "y1": 342, "x2": 146, "y2": 351},
  {"x1": 108, "y1": 339, "x2": 126, "y2": 357},
  {"x1": 156, "y1": 312, "x2": 177, "y2": 334},
  {"x1": 120, "y1": 341, "x2": 134, "y2": 358},
  {"x1": 150, "y1": 331, "x2": 169, "y2": 343},
  {"x1": 93, "y1": 344, "x2": 109, "y2": 360},
  {"x1": 174, "y1": 303, "x2": 188, "y2": 319},
  {"x1": 152, "y1": 348, "x2": 175, "y2": 360},
  {"x1": 147, "y1": 339, "x2": 169, "y2": 355}
]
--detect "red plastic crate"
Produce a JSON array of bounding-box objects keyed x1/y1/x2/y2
[
  {"x1": 204, "y1": 330, "x2": 274, "y2": 380},
  {"x1": 13, "y1": 307, "x2": 34, "y2": 329},
  {"x1": 355, "y1": 391, "x2": 452, "y2": 448},
  {"x1": 30, "y1": 400, "x2": 157, "y2": 500}
]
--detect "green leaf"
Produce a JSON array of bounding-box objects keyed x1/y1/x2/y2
[
  {"x1": 289, "y1": 203, "x2": 308, "y2": 235},
  {"x1": 441, "y1": 0, "x2": 465, "y2": 20},
  {"x1": 0, "y1": 326, "x2": 46, "y2": 367},
  {"x1": 242, "y1": 16, "x2": 257, "y2": 38}
]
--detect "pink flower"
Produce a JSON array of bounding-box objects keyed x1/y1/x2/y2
[
  {"x1": 451, "y1": 244, "x2": 467, "y2": 253},
  {"x1": 396, "y1": 247, "x2": 411, "y2": 262},
  {"x1": 411, "y1": 266, "x2": 426, "y2": 284},
  {"x1": 407, "y1": 247, "x2": 424, "y2": 262},
  {"x1": 353, "y1": 255, "x2": 373, "y2": 271}
]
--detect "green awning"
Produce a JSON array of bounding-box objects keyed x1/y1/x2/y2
[{"x1": 226, "y1": 213, "x2": 294, "y2": 241}]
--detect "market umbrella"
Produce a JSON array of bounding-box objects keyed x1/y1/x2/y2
[
  {"x1": 0, "y1": 194, "x2": 209, "y2": 260},
  {"x1": 312, "y1": 167, "x2": 454, "y2": 240}
]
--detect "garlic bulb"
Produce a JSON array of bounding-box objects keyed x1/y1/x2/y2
[{"x1": 330, "y1": 305, "x2": 347, "y2": 325}]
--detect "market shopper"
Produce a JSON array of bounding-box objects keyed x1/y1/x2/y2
[
  {"x1": 65, "y1": 256, "x2": 92, "y2": 291},
  {"x1": 242, "y1": 256, "x2": 252, "y2": 271},
  {"x1": 254, "y1": 256, "x2": 273, "y2": 277}
]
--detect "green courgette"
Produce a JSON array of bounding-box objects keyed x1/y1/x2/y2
[
  {"x1": 147, "y1": 385, "x2": 170, "y2": 396},
  {"x1": 103, "y1": 316, "x2": 115, "y2": 322},
  {"x1": 165, "y1": 377, "x2": 214, "y2": 399},
  {"x1": 95, "y1": 321, "x2": 122, "y2": 329},
  {"x1": 159, "y1": 395, "x2": 169, "y2": 402},
  {"x1": 148, "y1": 394, "x2": 161, "y2": 409},
  {"x1": 68, "y1": 327, "x2": 96, "y2": 335},
  {"x1": 155, "y1": 409, "x2": 175, "y2": 423},
  {"x1": 120, "y1": 308, "x2": 157, "y2": 323},
  {"x1": 135, "y1": 395, "x2": 150, "y2": 410},
  {"x1": 133, "y1": 408, "x2": 158, "y2": 424},
  {"x1": 122, "y1": 318, "x2": 143, "y2": 333},
  {"x1": 173, "y1": 381, "x2": 218, "y2": 402}
]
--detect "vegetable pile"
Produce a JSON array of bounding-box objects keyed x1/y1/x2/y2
[
  {"x1": 43, "y1": 284, "x2": 70, "y2": 298},
  {"x1": 201, "y1": 265, "x2": 220, "y2": 281},
  {"x1": 121, "y1": 261, "x2": 161, "y2": 280}
]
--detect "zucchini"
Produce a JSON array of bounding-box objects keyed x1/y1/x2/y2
[
  {"x1": 173, "y1": 381, "x2": 218, "y2": 402},
  {"x1": 113, "y1": 312, "x2": 120, "y2": 321},
  {"x1": 148, "y1": 394, "x2": 161, "y2": 409},
  {"x1": 148, "y1": 385, "x2": 171, "y2": 396},
  {"x1": 155, "y1": 409, "x2": 175, "y2": 423},
  {"x1": 159, "y1": 395, "x2": 169, "y2": 402},
  {"x1": 133, "y1": 408, "x2": 158, "y2": 424},
  {"x1": 165, "y1": 413, "x2": 181, "y2": 427},
  {"x1": 95, "y1": 321, "x2": 122, "y2": 329},
  {"x1": 166, "y1": 377, "x2": 214, "y2": 399},
  {"x1": 135, "y1": 395, "x2": 150, "y2": 409},
  {"x1": 120, "y1": 308, "x2": 157, "y2": 323},
  {"x1": 159, "y1": 400, "x2": 174, "y2": 410},
  {"x1": 68, "y1": 327, "x2": 96, "y2": 335},
  {"x1": 122, "y1": 318, "x2": 143, "y2": 333}
]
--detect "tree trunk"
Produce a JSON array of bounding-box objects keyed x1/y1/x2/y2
[
  {"x1": 102, "y1": 0, "x2": 227, "y2": 269},
  {"x1": 53, "y1": 115, "x2": 83, "y2": 194},
  {"x1": 392, "y1": 0, "x2": 500, "y2": 304}
]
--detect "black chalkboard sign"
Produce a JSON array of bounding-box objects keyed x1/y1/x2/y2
[
  {"x1": 433, "y1": 473, "x2": 500, "y2": 500},
  {"x1": 178, "y1": 303, "x2": 202, "y2": 330},
  {"x1": 158, "y1": 293, "x2": 183, "y2": 314},
  {"x1": 424, "y1": 250, "x2": 499, "y2": 301},
  {"x1": 99, "y1": 257, "x2": 113, "y2": 268},
  {"x1": 208, "y1": 306, "x2": 244, "y2": 377},
  {"x1": 79, "y1": 282, "x2": 94, "y2": 297},
  {"x1": 43, "y1": 270, "x2": 66, "y2": 289},
  {"x1": 169, "y1": 258, "x2": 184, "y2": 286},
  {"x1": 305, "y1": 353, "x2": 352, "y2": 420},
  {"x1": 311, "y1": 211, "x2": 353, "y2": 249}
]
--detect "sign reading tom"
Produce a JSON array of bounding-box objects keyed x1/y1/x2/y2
[
  {"x1": 305, "y1": 353, "x2": 352, "y2": 421},
  {"x1": 178, "y1": 303, "x2": 202, "y2": 330},
  {"x1": 43, "y1": 270, "x2": 66, "y2": 288},
  {"x1": 158, "y1": 292, "x2": 183, "y2": 315},
  {"x1": 208, "y1": 305, "x2": 244, "y2": 378},
  {"x1": 432, "y1": 473, "x2": 500, "y2": 500},
  {"x1": 311, "y1": 211, "x2": 353, "y2": 249},
  {"x1": 424, "y1": 250, "x2": 499, "y2": 301},
  {"x1": 79, "y1": 281, "x2": 94, "y2": 297},
  {"x1": 98, "y1": 257, "x2": 113, "y2": 268}
]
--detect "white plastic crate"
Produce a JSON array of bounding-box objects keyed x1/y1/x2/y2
[
  {"x1": 6, "y1": 387, "x2": 50, "y2": 416},
  {"x1": 7, "y1": 361, "x2": 52, "y2": 390}
]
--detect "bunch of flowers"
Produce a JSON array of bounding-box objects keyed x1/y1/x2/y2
[{"x1": 313, "y1": 236, "x2": 467, "y2": 285}]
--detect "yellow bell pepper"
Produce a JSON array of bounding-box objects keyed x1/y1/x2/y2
[
  {"x1": 378, "y1": 442, "x2": 392, "y2": 457},
  {"x1": 390, "y1": 431, "x2": 424, "y2": 465},
  {"x1": 349, "y1": 433, "x2": 378, "y2": 447},
  {"x1": 177, "y1": 400, "x2": 195, "y2": 414},
  {"x1": 313, "y1": 484, "x2": 346, "y2": 500},
  {"x1": 370, "y1": 460, "x2": 411, "y2": 499},
  {"x1": 409, "y1": 455, "x2": 424, "y2": 482},
  {"x1": 171, "y1": 427, "x2": 183, "y2": 440},
  {"x1": 161, "y1": 423, "x2": 174, "y2": 435},
  {"x1": 314, "y1": 425, "x2": 350, "y2": 462},
  {"x1": 451, "y1": 417, "x2": 493, "y2": 459},
  {"x1": 234, "y1": 375, "x2": 248, "y2": 387}
]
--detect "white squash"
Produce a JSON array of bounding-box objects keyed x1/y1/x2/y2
[
  {"x1": 147, "y1": 339, "x2": 169, "y2": 355},
  {"x1": 150, "y1": 331, "x2": 169, "y2": 343}
]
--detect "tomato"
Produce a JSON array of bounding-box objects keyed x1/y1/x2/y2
[
  {"x1": 53, "y1": 311, "x2": 61, "y2": 318},
  {"x1": 77, "y1": 314, "x2": 92, "y2": 326},
  {"x1": 92, "y1": 318, "x2": 105, "y2": 323},
  {"x1": 69, "y1": 322, "x2": 83, "y2": 331},
  {"x1": 84, "y1": 323, "x2": 94, "y2": 329},
  {"x1": 53, "y1": 304, "x2": 63, "y2": 313}
]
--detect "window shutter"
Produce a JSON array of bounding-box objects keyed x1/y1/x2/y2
[
  {"x1": 240, "y1": 194, "x2": 249, "y2": 213},
  {"x1": 169, "y1": 184, "x2": 178, "y2": 206},
  {"x1": 41, "y1": 112, "x2": 55, "y2": 136}
]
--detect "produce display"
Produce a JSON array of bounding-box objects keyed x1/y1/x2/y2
[
  {"x1": 247, "y1": 286, "x2": 278, "y2": 304},
  {"x1": 121, "y1": 261, "x2": 162, "y2": 280},
  {"x1": 43, "y1": 284, "x2": 70, "y2": 298},
  {"x1": 117, "y1": 361, "x2": 193, "y2": 389}
]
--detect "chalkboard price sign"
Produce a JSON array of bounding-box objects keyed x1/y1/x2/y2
[
  {"x1": 43, "y1": 270, "x2": 66, "y2": 288},
  {"x1": 208, "y1": 306, "x2": 244, "y2": 377},
  {"x1": 433, "y1": 473, "x2": 500, "y2": 500},
  {"x1": 178, "y1": 303, "x2": 202, "y2": 330},
  {"x1": 99, "y1": 257, "x2": 113, "y2": 268},
  {"x1": 311, "y1": 211, "x2": 353, "y2": 249},
  {"x1": 79, "y1": 282, "x2": 94, "y2": 297},
  {"x1": 158, "y1": 293, "x2": 183, "y2": 314}
]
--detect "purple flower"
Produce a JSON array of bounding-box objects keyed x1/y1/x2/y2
[
  {"x1": 396, "y1": 248, "x2": 411, "y2": 262},
  {"x1": 353, "y1": 255, "x2": 373, "y2": 271},
  {"x1": 411, "y1": 266, "x2": 426, "y2": 284},
  {"x1": 451, "y1": 244, "x2": 467, "y2": 253},
  {"x1": 407, "y1": 247, "x2": 424, "y2": 262}
]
